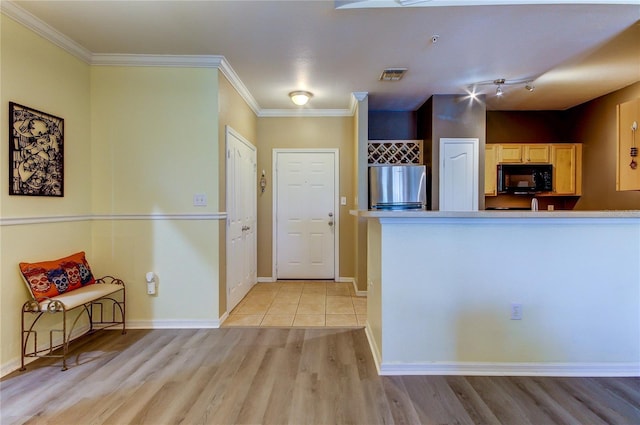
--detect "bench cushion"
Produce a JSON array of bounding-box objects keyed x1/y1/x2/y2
[
  {"x1": 36, "y1": 283, "x2": 124, "y2": 311},
  {"x1": 19, "y1": 251, "x2": 96, "y2": 299}
]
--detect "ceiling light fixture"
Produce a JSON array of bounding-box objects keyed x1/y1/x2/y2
[
  {"x1": 481, "y1": 78, "x2": 536, "y2": 97},
  {"x1": 494, "y1": 79, "x2": 505, "y2": 97},
  {"x1": 289, "y1": 91, "x2": 313, "y2": 106}
]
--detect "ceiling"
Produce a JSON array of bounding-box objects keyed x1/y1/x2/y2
[{"x1": 5, "y1": 1, "x2": 640, "y2": 113}]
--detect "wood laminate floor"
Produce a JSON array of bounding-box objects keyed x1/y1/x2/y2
[{"x1": 1, "y1": 328, "x2": 639, "y2": 425}]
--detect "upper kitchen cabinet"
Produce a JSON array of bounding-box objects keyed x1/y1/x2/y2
[
  {"x1": 486, "y1": 143, "x2": 582, "y2": 196},
  {"x1": 617, "y1": 98, "x2": 640, "y2": 191},
  {"x1": 497, "y1": 144, "x2": 523, "y2": 163},
  {"x1": 485, "y1": 144, "x2": 497, "y2": 196},
  {"x1": 524, "y1": 145, "x2": 550, "y2": 163},
  {"x1": 551, "y1": 144, "x2": 582, "y2": 195},
  {"x1": 497, "y1": 144, "x2": 550, "y2": 163}
]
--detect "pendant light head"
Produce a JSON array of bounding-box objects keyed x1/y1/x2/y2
[
  {"x1": 494, "y1": 78, "x2": 505, "y2": 97},
  {"x1": 289, "y1": 91, "x2": 313, "y2": 106}
]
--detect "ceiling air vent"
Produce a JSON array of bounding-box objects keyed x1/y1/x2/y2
[{"x1": 379, "y1": 68, "x2": 407, "y2": 81}]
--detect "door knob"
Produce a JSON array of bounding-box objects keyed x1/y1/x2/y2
[{"x1": 328, "y1": 220, "x2": 334, "y2": 227}]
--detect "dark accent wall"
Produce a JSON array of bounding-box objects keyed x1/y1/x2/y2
[
  {"x1": 486, "y1": 110, "x2": 572, "y2": 143},
  {"x1": 418, "y1": 94, "x2": 487, "y2": 210},
  {"x1": 568, "y1": 81, "x2": 640, "y2": 210},
  {"x1": 417, "y1": 97, "x2": 433, "y2": 165},
  {"x1": 368, "y1": 110, "x2": 417, "y2": 140}
]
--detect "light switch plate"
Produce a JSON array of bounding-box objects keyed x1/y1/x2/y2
[{"x1": 341, "y1": 196, "x2": 347, "y2": 205}]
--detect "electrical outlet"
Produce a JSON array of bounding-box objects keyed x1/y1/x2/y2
[
  {"x1": 193, "y1": 193, "x2": 207, "y2": 206},
  {"x1": 510, "y1": 303, "x2": 523, "y2": 320}
]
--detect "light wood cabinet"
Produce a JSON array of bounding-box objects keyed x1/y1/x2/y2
[
  {"x1": 497, "y1": 144, "x2": 550, "y2": 163},
  {"x1": 551, "y1": 144, "x2": 582, "y2": 195},
  {"x1": 524, "y1": 145, "x2": 550, "y2": 163},
  {"x1": 485, "y1": 144, "x2": 497, "y2": 196},
  {"x1": 487, "y1": 143, "x2": 582, "y2": 196},
  {"x1": 497, "y1": 145, "x2": 523, "y2": 163}
]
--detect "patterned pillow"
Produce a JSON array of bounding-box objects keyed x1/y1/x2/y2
[{"x1": 19, "y1": 251, "x2": 96, "y2": 299}]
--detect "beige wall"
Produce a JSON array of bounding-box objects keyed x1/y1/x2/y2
[
  {"x1": 1, "y1": 15, "x2": 93, "y2": 373},
  {"x1": 90, "y1": 65, "x2": 222, "y2": 325},
  {"x1": 256, "y1": 117, "x2": 356, "y2": 280},
  {"x1": 217, "y1": 74, "x2": 258, "y2": 314},
  {"x1": 571, "y1": 82, "x2": 640, "y2": 210}
]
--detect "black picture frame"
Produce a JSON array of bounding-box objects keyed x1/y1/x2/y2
[{"x1": 9, "y1": 102, "x2": 64, "y2": 197}]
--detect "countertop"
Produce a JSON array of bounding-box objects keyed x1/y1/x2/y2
[{"x1": 350, "y1": 209, "x2": 640, "y2": 219}]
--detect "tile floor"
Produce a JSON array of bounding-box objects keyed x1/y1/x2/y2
[{"x1": 223, "y1": 280, "x2": 367, "y2": 328}]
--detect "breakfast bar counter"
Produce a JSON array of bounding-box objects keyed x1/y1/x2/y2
[
  {"x1": 352, "y1": 209, "x2": 640, "y2": 376},
  {"x1": 351, "y1": 209, "x2": 640, "y2": 219}
]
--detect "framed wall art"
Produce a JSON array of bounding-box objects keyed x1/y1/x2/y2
[{"x1": 9, "y1": 102, "x2": 64, "y2": 197}]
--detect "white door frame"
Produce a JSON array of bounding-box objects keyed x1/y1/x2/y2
[
  {"x1": 272, "y1": 148, "x2": 340, "y2": 280},
  {"x1": 225, "y1": 125, "x2": 257, "y2": 312}
]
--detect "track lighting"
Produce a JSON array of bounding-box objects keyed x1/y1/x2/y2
[
  {"x1": 494, "y1": 79, "x2": 505, "y2": 97},
  {"x1": 482, "y1": 78, "x2": 536, "y2": 97}
]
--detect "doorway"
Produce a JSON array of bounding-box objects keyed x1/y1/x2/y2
[
  {"x1": 273, "y1": 149, "x2": 339, "y2": 280},
  {"x1": 226, "y1": 126, "x2": 257, "y2": 312}
]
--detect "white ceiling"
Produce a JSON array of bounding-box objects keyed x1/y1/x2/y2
[{"x1": 6, "y1": 1, "x2": 640, "y2": 113}]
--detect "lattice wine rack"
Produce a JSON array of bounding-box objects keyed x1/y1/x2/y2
[{"x1": 367, "y1": 140, "x2": 423, "y2": 165}]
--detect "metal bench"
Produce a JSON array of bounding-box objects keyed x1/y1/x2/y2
[{"x1": 19, "y1": 253, "x2": 126, "y2": 371}]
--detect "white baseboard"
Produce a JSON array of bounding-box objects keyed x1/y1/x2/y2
[
  {"x1": 337, "y1": 276, "x2": 367, "y2": 296},
  {"x1": 257, "y1": 277, "x2": 275, "y2": 283},
  {"x1": 127, "y1": 319, "x2": 222, "y2": 329},
  {"x1": 362, "y1": 323, "x2": 639, "y2": 377},
  {"x1": 364, "y1": 323, "x2": 382, "y2": 374},
  {"x1": 1, "y1": 358, "x2": 30, "y2": 377},
  {"x1": 378, "y1": 361, "x2": 640, "y2": 377}
]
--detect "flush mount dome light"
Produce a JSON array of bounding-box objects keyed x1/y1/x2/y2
[{"x1": 289, "y1": 91, "x2": 313, "y2": 106}]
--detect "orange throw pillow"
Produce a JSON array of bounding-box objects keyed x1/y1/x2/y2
[{"x1": 19, "y1": 251, "x2": 96, "y2": 299}]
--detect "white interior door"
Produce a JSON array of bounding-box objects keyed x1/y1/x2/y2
[
  {"x1": 226, "y1": 126, "x2": 257, "y2": 311},
  {"x1": 275, "y1": 150, "x2": 337, "y2": 279},
  {"x1": 439, "y1": 138, "x2": 479, "y2": 212}
]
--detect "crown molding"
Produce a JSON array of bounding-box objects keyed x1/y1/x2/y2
[
  {"x1": 92, "y1": 54, "x2": 261, "y2": 115},
  {"x1": 352, "y1": 91, "x2": 369, "y2": 102},
  {"x1": 1, "y1": 1, "x2": 93, "y2": 63},
  {"x1": 3, "y1": 1, "x2": 353, "y2": 118},
  {"x1": 217, "y1": 58, "x2": 261, "y2": 116},
  {"x1": 350, "y1": 91, "x2": 369, "y2": 114},
  {"x1": 91, "y1": 54, "x2": 223, "y2": 68}
]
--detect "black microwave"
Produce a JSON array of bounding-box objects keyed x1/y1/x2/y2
[{"x1": 498, "y1": 164, "x2": 552, "y2": 194}]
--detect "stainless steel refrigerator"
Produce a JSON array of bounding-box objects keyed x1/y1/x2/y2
[{"x1": 369, "y1": 165, "x2": 427, "y2": 210}]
